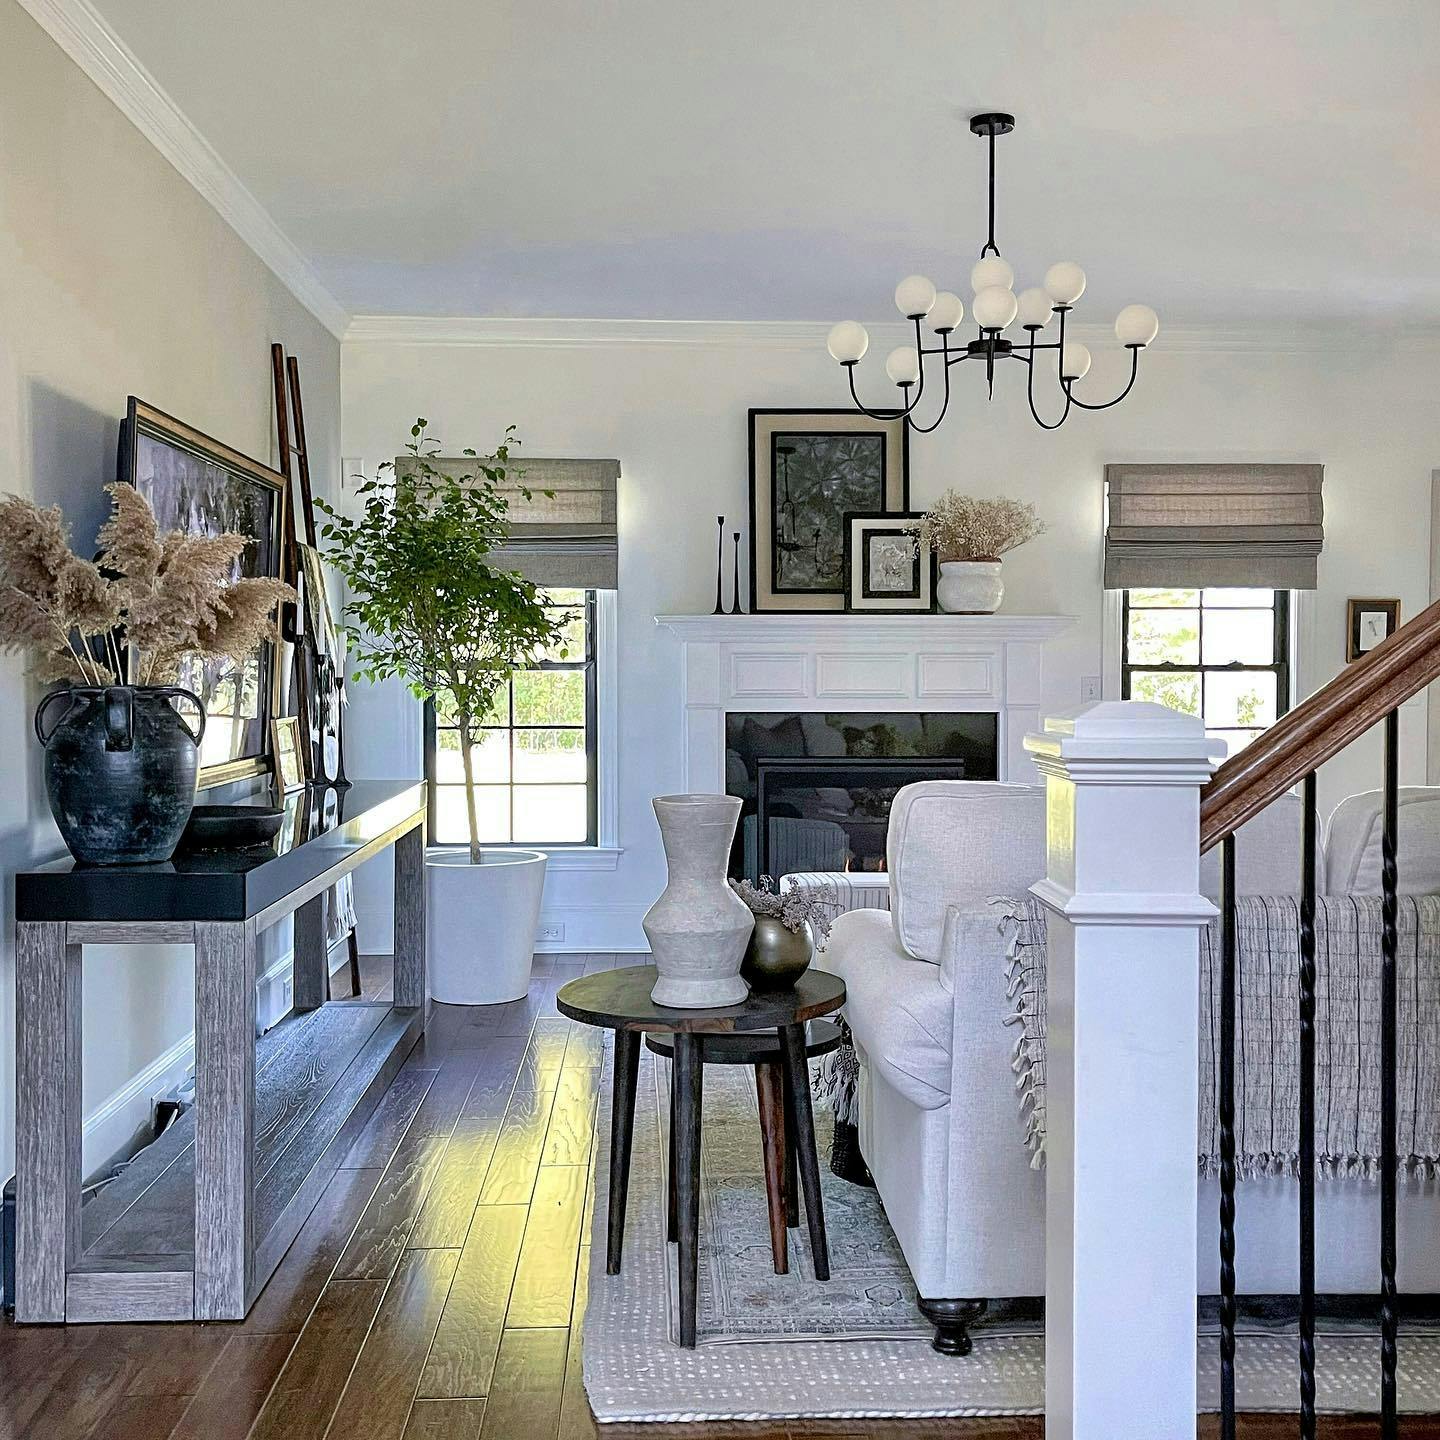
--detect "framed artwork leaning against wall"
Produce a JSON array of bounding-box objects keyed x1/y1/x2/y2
[{"x1": 748, "y1": 409, "x2": 908, "y2": 612}]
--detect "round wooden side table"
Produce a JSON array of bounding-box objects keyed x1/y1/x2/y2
[{"x1": 555, "y1": 964, "x2": 847, "y2": 1348}]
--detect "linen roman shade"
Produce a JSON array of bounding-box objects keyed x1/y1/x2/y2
[
  {"x1": 1104, "y1": 463, "x2": 1323, "y2": 590},
  {"x1": 402, "y1": 455, "x2": 620, "y2": 589}
]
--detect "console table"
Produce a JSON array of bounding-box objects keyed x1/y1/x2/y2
[{"x1": 13, "y1": 779, "x2": 428, "y2": 1324}]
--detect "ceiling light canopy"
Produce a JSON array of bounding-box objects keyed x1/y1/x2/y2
[{"x1": 825, "y1": 113, "x2": 1159, "y2": 433}]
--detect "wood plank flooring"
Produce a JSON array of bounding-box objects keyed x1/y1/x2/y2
[{"x1": 2, "y1": 950, "x2": 1437, "y2": 1440}]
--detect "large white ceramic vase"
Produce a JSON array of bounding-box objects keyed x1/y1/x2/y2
[
  {"x1": 427, "y1": 849, "x2": 548, "y2": 1004},
  {"x1": 642, "y1": 794, "x2": 754, "y2": 1008}
]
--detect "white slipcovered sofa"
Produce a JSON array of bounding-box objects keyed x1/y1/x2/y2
[{"x1": 819, "y1": 780, "x2": 1440, "y2": 1354}]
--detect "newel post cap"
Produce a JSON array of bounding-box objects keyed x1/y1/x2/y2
[{"x1": 1024, "y1": 700, "x2": 1225, "y2": 784}]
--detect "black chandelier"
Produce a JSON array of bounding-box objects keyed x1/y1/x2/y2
[{"x1": 826, "y1": 113, "x2": 1159, "y2": 433}]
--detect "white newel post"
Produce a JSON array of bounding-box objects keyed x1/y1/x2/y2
[{"x1": 1023, "y1": 702, "x2": 1222, "y2": 1439}]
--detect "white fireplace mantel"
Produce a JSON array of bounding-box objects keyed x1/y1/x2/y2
[{"x1": 656, "y1": 612, "x2": 1075, "y2": 788}]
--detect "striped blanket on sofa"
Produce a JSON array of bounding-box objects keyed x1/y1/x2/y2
[{"x1": 1002, "y1": 893, "x2": 1440, "y2": 1177}]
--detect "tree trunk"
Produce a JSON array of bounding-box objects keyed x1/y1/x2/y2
[{"x1": 457, "y1": 713, "x2": 483, "y2": 866}]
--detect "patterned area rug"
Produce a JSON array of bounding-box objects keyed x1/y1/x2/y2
[{"x1": 582, "y1": 1041, "x2": 1440, "y2": 1422}]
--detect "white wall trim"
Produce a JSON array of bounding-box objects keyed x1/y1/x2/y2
[
  {"x1": 596, "y1": 589, "x2": 620, "y2": 849},
  {"x1": 15, "y1": 0, "x2": 350, "y2": 339},
  {"x1": 343, "y1": 314, "x2": 1440, "y2": 356}
]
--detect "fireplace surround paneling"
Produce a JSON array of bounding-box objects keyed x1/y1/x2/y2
[{"x1": 657, "y1": 613, "x2": 1074, "y2": 799}]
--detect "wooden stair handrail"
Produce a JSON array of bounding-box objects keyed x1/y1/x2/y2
[{"x1": 1199, "y1": 596, "x2": 1440, "y2": 853}]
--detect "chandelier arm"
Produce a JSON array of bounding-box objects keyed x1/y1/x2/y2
[
  {"x1": 1025, "y1": 333, "x2": 1074, "y2": 431},
  {"x1": 903, "y1": 336, "x2": 954, "y2": 434},
  {"x1": 845, "y1": 364, "x2": 919, "y2": 422},
  {"x1": 1063, "y1": 348, "x2": 1142, "y2": 411},
  {"x1": 908, "y1": 316, "x2": 927, "y2": 410}
]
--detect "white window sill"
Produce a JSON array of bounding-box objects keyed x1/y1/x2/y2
[{"x1": 427, "y1": 844, "x2": 624, "y2": 872}]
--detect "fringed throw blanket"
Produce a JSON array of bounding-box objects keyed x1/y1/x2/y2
[{"x1": 1000, "y1": 894, "x2": 1440, "y2": 1178}]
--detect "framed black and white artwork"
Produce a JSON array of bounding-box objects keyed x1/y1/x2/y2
[
  {"x1": 748, "y1": 409, "x2": 908, "y2": 612},
  {"x1": 842, "y1": 511, "x2": 934, "y2": 613},
  {"x1": 1347, "y1": 597, "x2": 1400, "y2": 662},
  {"x1": 118, "y1": 396, "x2": 287, "y2": 788}
]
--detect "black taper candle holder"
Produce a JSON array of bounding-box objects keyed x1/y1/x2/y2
[
  {"x1": 712, "y1": 515, "x2": 726, "y2": 615},
  {"x1": 730, "y1": 531, "x2": 744, "y2": 614}
]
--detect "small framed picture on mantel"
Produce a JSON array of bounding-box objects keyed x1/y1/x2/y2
[
  {"x1": 1347, "y1": 597, "x2": 1400, "y2": 662},
  {"x1": 842, "y1": 511, "x2": 935, "y2": 613}
]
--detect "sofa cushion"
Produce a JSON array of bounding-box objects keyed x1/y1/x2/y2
[
  {"x1": 822, "y1": 908, "x2": 953, "y2": 1109},
  {"x1": 1199, "y1": 791, "x2": 1326, "y2": 901},
  {"x1": 887, "y1": 781, "x2": 1047, "y2": 962},
  {"x1": 1326, "y1": 787, "x2": 1440, "y2": 896}
]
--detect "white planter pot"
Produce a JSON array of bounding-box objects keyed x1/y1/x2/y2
[
  {"x1": 426, "y1": 848, "x2": 548, "y2": 1004},
  {"x1": 642, "y1": 794, "x2": 754, "y2": 1008},
  {"x1": 936, "y1": 559, "x2": 1004, "y2": 614}
]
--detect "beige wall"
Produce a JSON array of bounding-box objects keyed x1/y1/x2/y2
[{"x1": 0, "y1": 0, "x2": 341, "y2": 1177}]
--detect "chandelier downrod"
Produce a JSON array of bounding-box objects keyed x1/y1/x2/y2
[{"x1": 825, "y1": 112, "x2": 1159, "y2": 433}]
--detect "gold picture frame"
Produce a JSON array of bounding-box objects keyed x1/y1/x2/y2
[{"x1": 271, "y1": 715, "x2": 307, "y2": 792}]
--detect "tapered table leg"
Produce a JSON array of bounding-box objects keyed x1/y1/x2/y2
[
  {"x1": 782, "y1": 1071, "x2": 799, "y2": 1227},
  {"x1": 15, "y1": 922, "x2": 82, "y2": 1323},
  {"x1": 674, "y1": 1032, "x2": 703, "y2": 1347},
  {"x1": 194, "y1": 919, "x2": 257, "y2": 1320},
  {"x1": 667, "y1": 1060, "x2": 678, "y2": 1243},
  {"x1": 778, "y1": 1023, "x2": 829, "y2": 1281},
  {"x1": 606, "y1": 1029, "x2": 641, "y2": 1274},
  {"x1": 755, "y1": 1061, "x2": 789, "y2": 1274}
]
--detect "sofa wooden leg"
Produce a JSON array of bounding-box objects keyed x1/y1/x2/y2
[{"x1": 917, "y1": 1297, "x2": 987, "y2": 1356}]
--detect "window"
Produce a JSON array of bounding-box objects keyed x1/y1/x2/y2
[
  {"x1": 1121, "y1": 587, "x2": 1290, "y2": 757},
  {"x1": 426, "y1": 588, "x2": 597, "y2": 845}
]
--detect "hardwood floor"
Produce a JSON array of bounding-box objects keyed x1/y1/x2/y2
[{"x1": 1, "y1": 950, "x2": 1436, "y2": 1439}]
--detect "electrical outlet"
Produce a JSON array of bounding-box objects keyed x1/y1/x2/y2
[
  {"x1": 1080, "y1": 674, "x2": 1102, "y2": 703},
  {"x1": 537, "y1": 922, "x2": 566, "y2": 943}
]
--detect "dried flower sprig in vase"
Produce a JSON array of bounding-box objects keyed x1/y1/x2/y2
[
  {"x1": 729, "y1": 875, "x2": 841, "y2": 990},
  {"x1": 906, "y1": 492, "x2": 1045, "y2": 614},
  {"x1": 0, "y1": 485, "x2": 294, "y2": 864}
]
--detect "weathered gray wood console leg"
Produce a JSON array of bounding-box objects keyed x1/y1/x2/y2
[
  {"x1": 293, "y1": 893, "x2": 328, "y2": 1011},
  {"x1": 15, "y1": 922, "x2": 81, "y2": 1323},
  {"x1": 194, "y1": 919, "x2": 257, "y2": 1320},
  {"x1": 393, "y1": 822, "x2": 426, "y2": 1010}
]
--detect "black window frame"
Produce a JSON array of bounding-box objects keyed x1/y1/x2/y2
[
  {"x1": 424, "y1": 589, "x2": 599, "y2": 848},
  {"x1": 1121, "y1": 587, "x2": 1291, "y2": 748}
]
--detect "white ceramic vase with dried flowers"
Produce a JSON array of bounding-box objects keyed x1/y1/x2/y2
[
  {"x1": 907, "y1": 493, "x2": 1046, "y2": 614},
  {"x1": 0, "y1": 485, "x2": 293, "y2": 863}
]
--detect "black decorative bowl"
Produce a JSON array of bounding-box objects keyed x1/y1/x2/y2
[{"x1": 179, "y1": 804, "x2": 285, "y2": 852}]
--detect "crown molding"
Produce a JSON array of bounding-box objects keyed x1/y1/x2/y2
[
  {"x1": 345, "y1": 314, "x2": 1440, "y2": 356},
  {"x1": 18, "y1": 0, "x2": 350, "y2": 339}
]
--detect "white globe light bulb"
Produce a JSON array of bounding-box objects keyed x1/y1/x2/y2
[
  {"x1": 1115, "y1": 303, "x2": 1160, "y2": 348},
  {"x1": 972, "y1": 285, "x2": 1018, "y2": 331},
  {"x1": 1061, "y1": 341, "x2": 1092, "y2": 381},
  {"x1": 1017, "y1": 287, "x2": 1054, "y2": 329},
  {"x1": 1044, "y1": 261, "x2": 1087, "y2": 306},
  {"x1": 885, "y1": 345, "x2": 921, "y2": 386},
  {"x1": 893, "y1": 275, "x2": 936, "y2": 319},
  {"x1": 969, "y1": 255, "x2": 1014, "y2": 294},
  {"x1": 928, "y1": 291, "x2": 965, "y2": 333},
  {"x1": 826, "y1": 320, "x2": 870, "y2": 364}
]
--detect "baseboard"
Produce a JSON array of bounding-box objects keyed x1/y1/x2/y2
[{"x1": 81, "y1": 948, "x2": 296, "y2": 1180}]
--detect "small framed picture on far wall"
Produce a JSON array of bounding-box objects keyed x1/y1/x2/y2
[
  {"x1": 1347, "y1": 598, "x2": 1400, "y2": 662},
  {"x1": 842, "y1": 511, "x2": 935, "y2": 613}
]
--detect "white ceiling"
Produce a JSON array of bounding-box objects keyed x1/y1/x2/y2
[{"x1": 87, "y1": 0, "x2": 1440, "y2": 325}]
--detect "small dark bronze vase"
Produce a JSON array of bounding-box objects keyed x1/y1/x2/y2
[
  {"x1": 741, "y1": 915, "x2": 814, "y2": 990},
  {"x1": 35, "y1": 685, "x2": 206, "y2": 865}
]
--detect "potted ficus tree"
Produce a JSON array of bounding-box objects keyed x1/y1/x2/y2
[{"x1": 317, "y1": 421, "x2": 565, "y2": 1004}]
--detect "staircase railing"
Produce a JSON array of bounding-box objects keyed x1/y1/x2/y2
[{"x1": 1196, "y1": 596, "x2": 1440, "y2": 1440}]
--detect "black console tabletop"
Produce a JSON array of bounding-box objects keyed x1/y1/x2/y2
[{"x1": 16, "y1": 779, "x2": 425, "y2": 923}]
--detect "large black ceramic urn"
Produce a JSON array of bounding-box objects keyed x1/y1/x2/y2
[{"x1": 35, "y1": 685, "x2": 206, "y2": 865}]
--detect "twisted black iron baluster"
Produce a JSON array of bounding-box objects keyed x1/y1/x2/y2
[
  {"x1": 1299, "y1": 773, "x2": 1318, "y2": 1438},
  {"x1": 1219, "y1": 833, "x2": 1237, "y2": 1440},
  {"x1": 1381, "y1": 708, "x2": 1399, "y2": 1437}
]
